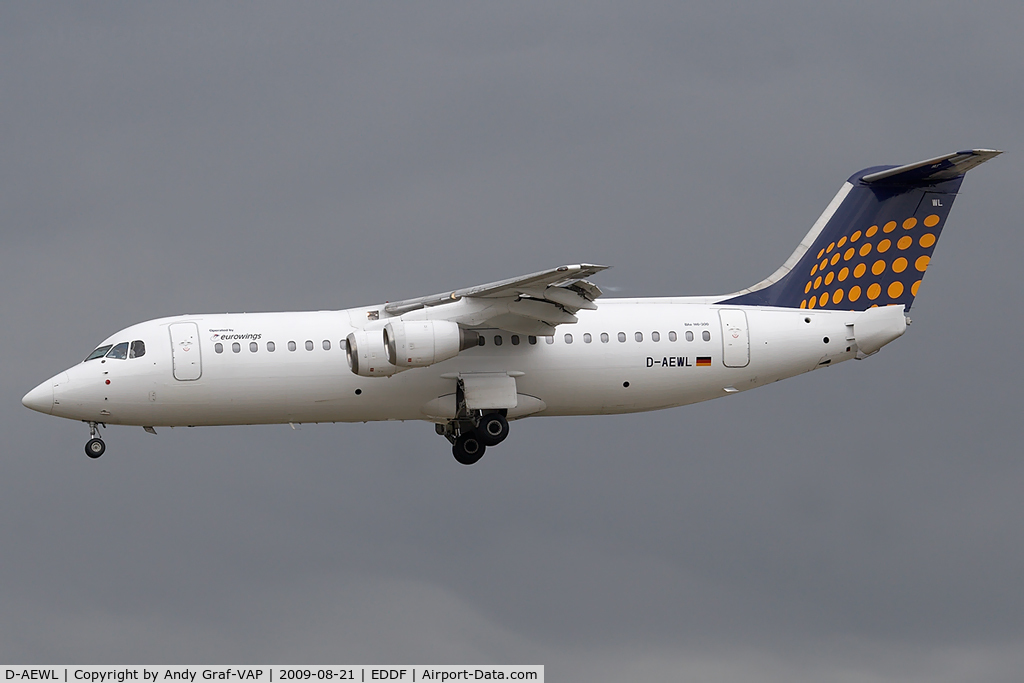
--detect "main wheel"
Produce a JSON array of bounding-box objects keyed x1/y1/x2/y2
[
  {"x1": 85, "y1": 438, "x2": 105, "y2": 459},
  {"x1": 477, "y1": 413, "x2": 509, "y2": 446},
  {"x1": 453, "y1": 432, "x2": 486, "y2": 465}
]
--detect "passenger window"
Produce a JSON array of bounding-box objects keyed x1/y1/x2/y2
[
  {"x1": 618, "y1": 332, "x2": 626, "y2": 342},
  {"x1": 545, "y1": 336, "x2": 554, "y2": 344},
  {"x1": 215, "y1": 343, "x2": 224, "y2": 354},
  {"x1": 106, "y1": 342, "x2": 129, "y2": 360},
  {"x1": 478, "y1": 336, "x2": 485, "y2": 346},
  {"x1": 668, "y1": 331, "x2": 677, "y2": 342},
  {"x1": 494, "y1": 335, "x2": 503, "y2": 346},
  {"x1": 583, "y1": 333, "x2": 592, "y2": 343},
  {"x1": 702, "y1": 330, "x2": 711, "y2": 342},
  {"x1": 232, "y1": 342, "x2": 241, "y2": 353},
  {"x1": 564, "y1": 333, "x2": 573, "y2": 344},
  {"x1": 601, "y1": 332, "x2": 609, "y2": 343},
  {"x1": 85, "y1": 345, "x2": 113, "y2": 361},
  {"x1": 130, "y1": 340, "x2": 146, "y2": 358},
  {"x1": 511, "y1": 335, "x2": 520, "y2": 345},
  {"x1": 305, "y1": 340, "x2": 314, "y2": 351},
  {"x1": 288, "y1": 341, "x2": 297, "y2": 352},
  {"x1": 267, "y1": 341, "x2": 276, "y2": 352},
  {"x1": 651, "y1": 331, "x2": 660, "y2": 342},
  {"x1": 323, "y1": 340, "x2": 331, "y2": 350},
  {"x1": 635, "y1": 332, "x2": 643, "y2": 342},
  {"x1": 250, "y1": 342, "x2": 258, "y2": 352},
  {"x1": 528, "y1": 336, "x2": 537, "y2": 345},
  {"x1": 685, "y1": 331, "x2": 694, "y2": 342}
]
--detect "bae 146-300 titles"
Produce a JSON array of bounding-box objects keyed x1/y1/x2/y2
[{"x1": 22, "y1": 149, "x2": 1000, "y2": 464}]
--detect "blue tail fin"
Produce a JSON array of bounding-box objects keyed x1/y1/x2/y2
[{"x1": 720, "y1": 149, "x2": 1001, "y2": 311}]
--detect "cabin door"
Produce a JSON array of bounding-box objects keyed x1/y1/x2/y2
[
  {"x1": 718, "y1": 309, "x2": 750, "y2": 368},
  {"x1": 169, "y1": 322, "x2": 203, "y2": 381}
]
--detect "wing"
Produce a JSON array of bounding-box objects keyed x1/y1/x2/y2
[{"x1": 383, "y1": 263, "x2": 609, "y2": 336}]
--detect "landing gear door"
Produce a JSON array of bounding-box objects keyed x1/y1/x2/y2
[
  {"x1": 718, "y1": 309, "x2": 750, "y2": 368},
  {"x1": 169, "y1": 322, "x2": 202, "y2": 381},
  {"x1": 459, "y1": 373, "x2": 518, "y2": 411}
]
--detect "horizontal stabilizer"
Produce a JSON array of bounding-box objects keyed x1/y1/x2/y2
[{"x1": 861, "y1": 149, "x2": 1002, "y2": 185}]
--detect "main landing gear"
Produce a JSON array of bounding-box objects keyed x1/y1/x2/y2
[
  {"x1": 437, "y1": 411, "x2": 510, "y2": 465},
  {"x1": 84, "y1": 421, "x2": 105, "y2": 459}
]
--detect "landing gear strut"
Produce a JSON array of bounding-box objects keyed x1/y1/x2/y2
[
  {"x1": 85, "y1": 421, "x2": 105, "y2": 459},
  {"x1": 437, "y1": 411, "x2": 509, "y2": 465}
]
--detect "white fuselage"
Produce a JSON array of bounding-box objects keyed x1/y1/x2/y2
[{"x1": 33, "y1": 298, "x2": 877, "y2": 428}]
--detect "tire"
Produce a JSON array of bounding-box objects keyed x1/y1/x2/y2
[
  {"x1": 85, "y1": 438, "x2": 105, "y2": 459},
  {"x1": 477, "y1": 413, "x2": 509, "y2": 446},
  {"x1": 453, "y1": 432, "x2": 486, "y2": 465}
]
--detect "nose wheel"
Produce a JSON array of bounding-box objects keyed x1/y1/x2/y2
[
  {"x1": 84, "y1": 421, "x2": 106, "y2": 459},
  {"x1": 85, "y1": 438, "x2": 106, "y2": 458}
]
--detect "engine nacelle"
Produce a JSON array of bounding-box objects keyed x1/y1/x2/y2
[
  {"x1": 384, "y1": 320, "x2": 479, "y2": 368},
  {"x1": 346, "y1": 330, "x2": 400, "y2": 377}
]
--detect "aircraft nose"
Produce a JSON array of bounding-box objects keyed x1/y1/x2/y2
[{"x1": 22, "y1": 380, "x2": 54, "y2": 415}]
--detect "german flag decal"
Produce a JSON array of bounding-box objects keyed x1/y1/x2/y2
[{"x1": 696, "y1": 357, "x2": 712, "y2": 366}]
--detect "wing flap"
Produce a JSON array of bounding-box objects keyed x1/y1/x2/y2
[{"x1": 521, "y1": 284, "x2": 599, "y2": 311}]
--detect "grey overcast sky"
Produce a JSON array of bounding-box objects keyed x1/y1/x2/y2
[{"x1": 2, "y1": 2, "x2": 1023, "y2": 681}]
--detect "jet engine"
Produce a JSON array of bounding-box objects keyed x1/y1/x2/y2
[
  {"x1": 384, "y1": 320, "x2": 479, "y2": 368},
  {"x1": 346, "y1": 330, "x2": 400, "y2": 377}
]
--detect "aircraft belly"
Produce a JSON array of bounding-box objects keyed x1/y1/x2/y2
[{"x1": 142, "y1": 366, "x2": 445, "y2": 426}]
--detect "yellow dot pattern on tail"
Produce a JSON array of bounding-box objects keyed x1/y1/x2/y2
[{"x1": 800, "y1": 214, "x2": 940, "y2": 310}]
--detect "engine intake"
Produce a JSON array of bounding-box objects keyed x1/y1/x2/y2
[
  {"x1": 384, "y1": 320, "x2": 479, "y2": 367},
  {"x1": 346, "y1": 330, "x2": 400, "y2": 377}
]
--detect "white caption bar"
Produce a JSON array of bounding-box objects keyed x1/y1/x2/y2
[{"x1": 2, "y1": 668, "x2": 542, "y2": 683}]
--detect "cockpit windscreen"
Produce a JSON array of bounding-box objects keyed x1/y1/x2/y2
[
  {"x1": 106, "y1": 342, "x2": 129, "y2": 360},
  {"x1": 85, "y1": 345, "x2": 112, "y2": 361},
  {"x1": 84, "y1": 339, "x2": 147, "y2": 362}
]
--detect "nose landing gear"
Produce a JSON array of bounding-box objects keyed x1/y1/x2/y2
[
  {"x1": 84, "y1": 421, "x2": 105, "y2": 459},
  {"x1": 437, "y1": 411, "x2": 510, "y2": 465}
]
